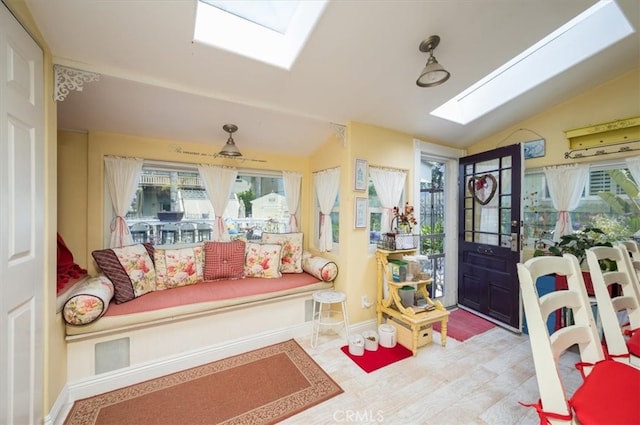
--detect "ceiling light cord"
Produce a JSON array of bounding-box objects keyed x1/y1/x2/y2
[{"x1": 495, "y1": 128, "x2": 545, "y2": 148}]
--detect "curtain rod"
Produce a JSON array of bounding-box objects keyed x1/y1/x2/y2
[
  {"x1": 369, "y1": 165, "x2": 408, "y2": 173},
  {"x1": 564, "y1": 139, "x2": 640, "y2": 159}
]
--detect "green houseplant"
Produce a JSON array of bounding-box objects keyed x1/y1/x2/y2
[
  {"x1": 597, "y1": 169, "x2": 640, "y2": 235},
  {"x1": 534, "y1": 212, "x2": 638, "y2": 271},
  {"x1": 534, "y1": 226, "x2": 614, "y2": 269}
]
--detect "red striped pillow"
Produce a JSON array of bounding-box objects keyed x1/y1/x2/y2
[
  {"x1": 92, "y1": 243, "x2": 156, "y2": 304},
  {"x1": 204, "y1": 240, "x2": 246, "y2": 281}
]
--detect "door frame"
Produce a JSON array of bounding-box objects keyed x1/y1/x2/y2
[
  {"x1": 457, "y1": 144, "x2": 524, "y2": 331},
  {"x1": 413, "y1": 139, "x2": 466, "y2": 308}
]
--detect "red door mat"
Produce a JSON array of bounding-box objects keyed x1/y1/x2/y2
[
  {"x1": 340, "y1": 344, "x2": 412, "y2": 373},
  {"x1": 432, "y1": 308, "x2": 495, "y2": 342}
]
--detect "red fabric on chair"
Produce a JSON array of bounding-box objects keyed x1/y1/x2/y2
[
  {"x1": 627, "y1": 331, "x2": 640, "y2": 356},
  {"x1": 570, "y1": 359, "x2": 640, "y2": 425}
]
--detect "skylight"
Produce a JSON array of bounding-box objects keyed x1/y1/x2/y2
[
  {"x1": 431, "y1": 0, "x2": 635, "y2": 125},
  {"x1": 194, "y1": 0, "x2": 327, "y2": 69},
  {"x1": 202, "y1": 1, "x2": 298, "y2": 34}
]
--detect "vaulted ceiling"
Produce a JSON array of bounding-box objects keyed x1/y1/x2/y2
[{"x1": 25, "y1": 0, "x2": 640, "y2": 156}]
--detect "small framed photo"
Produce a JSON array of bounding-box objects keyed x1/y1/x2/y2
[
  {"x1": 355, "y1": 197, "x2": 367, "y2": 229},
  {"x1": 354, "y1": 159, "x2": 368, "y2": 191},
  {"x1": 523, "y1": 138, "x2": 545, "y2": 159}
]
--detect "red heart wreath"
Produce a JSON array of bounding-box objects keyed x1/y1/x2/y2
[{"x1": 467, "y1": 174, "x2": 497, "y2": 205}]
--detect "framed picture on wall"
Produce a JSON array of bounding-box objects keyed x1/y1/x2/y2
[
  {"x1": 523, "y1": 138, "x2": 545, "y2": 159},
  {"x1": 355, "y1": 197, "x2": 367, "y2": 228},
  {"x1": 354, "y1": 159, "x2": 368, "y2": 191}
]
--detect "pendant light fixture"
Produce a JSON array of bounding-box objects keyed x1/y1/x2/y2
[
  {"x1": 416, "y1": 35, "x2": 450, "y2": 88},
  {"x1": 219, "y1": 124, "x2": 242, "y2": 157}
]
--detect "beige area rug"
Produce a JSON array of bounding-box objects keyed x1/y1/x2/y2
[{"x1": 64, "y1": 339, "x2": 343, "y2": 425}]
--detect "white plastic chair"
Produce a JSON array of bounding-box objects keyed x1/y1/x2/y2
[
  {"x1": 586, "y1": 245, "x2": 640, "y2": 367},
  {"x1": 517, "y1": 254, "x2": 640, "y2": 424}
]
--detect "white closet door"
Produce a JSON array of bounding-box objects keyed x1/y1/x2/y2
[{"x1": 1, "y1": 4, "x2": 45, "y2": 424}]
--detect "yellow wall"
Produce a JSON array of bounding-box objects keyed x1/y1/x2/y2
[
  {"x1": 44, "y1": 6, "x2": 640, "y2": 417},
  {"x1": 467, "y1": 67, "x2": 640, "y2": 169},
  {"x1": 58, "y1": 131, "x2": 89, "y2": 267},
  {"x1": 59, "y1": 121, "x2": 419, "y2": 327},
  {"x1": 78, "y1": 120, "x2": 424, "y2": 329},
  {"x1": 57, "y1": 131, "x2": 314, "y2": 274},
  {"x1": 468, "y1": 67, "x2": 640, "y2": 261},
  {"x1": 340, "y1": 122, "x2": 415, "y2": 323},
  {"x1": 4, "y1": 0, "x2": 61, "y2": 416}
]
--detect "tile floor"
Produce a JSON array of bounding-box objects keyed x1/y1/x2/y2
[{"x1": 284, "y1": 326, "x2": 581, "y2": 425}]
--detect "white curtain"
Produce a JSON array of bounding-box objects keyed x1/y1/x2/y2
[
  {"x1": 370, "y1": 167, "x2": 407, "y2": 233},
  {"x1": 283, "y1": 171, "x2": 302, "y2": 232},
  {"x1": 197, "y1": 165, "x2": 238, "y2": 241},
  {"x1": 314, "y1": 168, "x2": 340, "y2": 252},
  {"x1": 626, "y1": 156, "x2": 640, "y2": 184},
  {"x1": 544, "y1": 164, "x2": 589, "y2": 242},
  {"x1": 104, "y1": 156, "x2": 144, "y2": 248}
]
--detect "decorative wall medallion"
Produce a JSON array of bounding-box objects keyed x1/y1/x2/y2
[
  {"x1": 54, "y1": 64, "x2": 100, "y2": 101},
  {"x1": 467, "y1": 174, "x2": 497, "y2": 205}
]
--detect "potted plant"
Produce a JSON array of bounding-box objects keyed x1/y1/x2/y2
[
  {"x1": 535, "y1": 215, "x2": 636, "y2": 294},
  {"x1": 534, "y1": 226, "x2": 612, "y2": 268}
]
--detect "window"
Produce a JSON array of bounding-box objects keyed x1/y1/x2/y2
[
  {"x1": 314, "y1": 194, "x2": 339, "y2": 249},
  {"x1": 368, "y1": 180, "x2": 383, "y2": 246},
  {"x1": 330, "y1": 197, "x2": 340, "y2": 244},
  {"x1": 431, "y1": 1, "x2": 633, "y2": 124},
  {"x1": 122, "y1": 163, "x2": 287, "y2": 245},
  {"x1": 523, "y1": 159, "x2": 638, "y2": 248},
  {"x1": 313, "y1": 167, "x2": 340, "y2": 252},
  {"x1": 368, "y1": 179, "x2": 406, "y2": 248}
]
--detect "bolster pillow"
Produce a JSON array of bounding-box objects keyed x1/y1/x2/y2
[
  {"x1": 62, "y1": 275, "x2": 114, "y2": 326},
  {"x1": 302, "y1": 251, "x2": 338, "y2": 282}
]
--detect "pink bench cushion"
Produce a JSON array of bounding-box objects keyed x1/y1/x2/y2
[{"x1": 103, "y1": 272, "x2": 320, "y2": 317}]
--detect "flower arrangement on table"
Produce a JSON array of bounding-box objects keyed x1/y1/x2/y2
[{"x1": 392, "y1": 203, "x2": 417, "y2": 233}]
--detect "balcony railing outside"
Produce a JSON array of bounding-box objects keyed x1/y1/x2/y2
[{"x1": 139, "y1": 174, "x2": 203, "y2": 188}]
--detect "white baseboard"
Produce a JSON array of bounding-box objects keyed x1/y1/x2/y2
[
  {"x1": 44, "y1": 385, "x2": 68, "y2": 425},
  {"x1": 71, "y1": 322, "x2": 310, "y2": 399},
  {"x1": 349, "y1": 318, "x2": 377, "y2": 335},
  {"x1": 48, "y1": 319, "x2": 375, "y2": 425},
  {"x1": 49, "y1": 322, "x2": 308, "y2": 425}
]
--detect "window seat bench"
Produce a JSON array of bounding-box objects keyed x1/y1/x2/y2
[
  {"x1": 61, "y1": 246, "x2": 338, "y2": 384},
  {"x1": 65, "y1": 273, "x2": 332, "y2": 338}
]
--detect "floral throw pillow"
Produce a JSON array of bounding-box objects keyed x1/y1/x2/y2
[
  {"x1": 244, "y1": 243, "x2": 283, "y2": 279},
  {"x1": 261, "y1": 232, "x2": 303, "y2": 273},
  {"x1": 92, "y1": 243, "x2": 156, "y2": 303},
  {"x1": 154, "y1": 245, "x2": 204, "y2": 290},
  {"x1": 63, "y1": 275, "x2": 114, "y2": 325}
]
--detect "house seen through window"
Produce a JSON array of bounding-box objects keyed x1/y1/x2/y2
[{"x1": 125, "y1": 164, "x2": 288, "y2": 245}]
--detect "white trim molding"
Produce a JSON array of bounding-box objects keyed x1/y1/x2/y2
[{"x1": 54, "y1": 64, "x2": 100, "y2": 101}]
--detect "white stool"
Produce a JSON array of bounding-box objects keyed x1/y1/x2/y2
[{"x1": 311, "y1": 290, "x2": 350, "y2": 348}]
